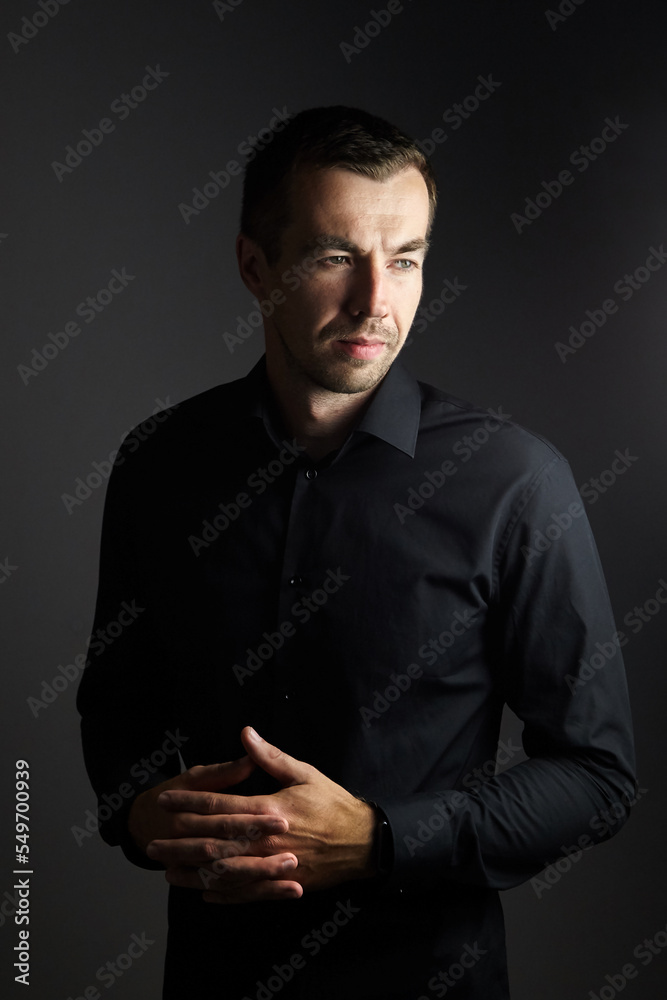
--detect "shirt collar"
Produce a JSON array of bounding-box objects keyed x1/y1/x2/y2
[{"x1": 240, "y1": 353, "x2": 421, "y2": 459}]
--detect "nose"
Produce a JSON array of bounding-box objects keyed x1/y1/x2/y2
[{"x1": 347, "y1": 260, "x2": 390, "y2": 319}]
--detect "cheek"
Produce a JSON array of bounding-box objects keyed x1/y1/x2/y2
[
  {"x1": 271, "y1": 286, "x2": 325, "y2": 336},
  {"x1": 292, "y1": 281, "x2": 342, "y2": 320}
]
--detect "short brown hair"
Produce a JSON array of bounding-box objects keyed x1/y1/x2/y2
[{"x1": 240, "y1": 105, "x2": 438, "y2": 265}]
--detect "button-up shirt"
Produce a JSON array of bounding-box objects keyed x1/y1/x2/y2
[{"x1": 77, "y1": 356, "x2": 635, "y2": 999}]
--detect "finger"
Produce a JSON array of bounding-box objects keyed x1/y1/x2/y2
[
  {"x1": 203, "y1": 880, "x2": 303, "y2": 904},
  {"x1": 157, "y1": 789, "x2": 286, "y2": 823},
  {"x1": 180, "y1": 757, "x2": 255, "y2": 791},
  {"x1": 165, "y1": 853, "x2": 298, "y2": 890},
  {"x1": 150, "y1": 809, "x2": 288, "y2": 842},
  {"x1": 241, "y1": 727, "x2": 314, "y2": 787},
  {"x1": 147, "y1": 832, "x2": 286, "y2": 866}
]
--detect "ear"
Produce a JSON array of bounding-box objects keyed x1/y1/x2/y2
[{"x1": 236, "y1": 232, "x2": 269, "y2": 300}]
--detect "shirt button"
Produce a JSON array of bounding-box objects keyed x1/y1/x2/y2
[
  {"x1": 305, "y1": 468, "x2": 317, "y2": 480},
  {"x1": 289, "y1": 575, "x2": 303, "y2": 586}
]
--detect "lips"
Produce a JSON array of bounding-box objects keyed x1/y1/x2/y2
[{"x1": 336, "y1": 339, "x2": 386, "y2": 360}]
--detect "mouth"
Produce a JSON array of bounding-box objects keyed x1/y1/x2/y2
[{"x1": 335, "y1": 338, "x2": 387, "y2": 361}]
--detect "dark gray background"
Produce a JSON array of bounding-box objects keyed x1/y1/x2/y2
[{"x1": 2, "y1": 0, "x2": 665, "y2": 997}]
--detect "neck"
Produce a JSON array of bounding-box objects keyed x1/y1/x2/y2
[{"x1": 265, "y1": 347, "x2": 381, "y2": 462}]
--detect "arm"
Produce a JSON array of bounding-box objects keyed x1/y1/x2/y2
[
  {"x1": 76, "y1": 429, "x2": 306, "y2": 895},
  {"x1": 376, "y1": 456, "x2": 637, "y2": 891},
  {"x1": 127, "y1": 459, "x2": 636, "y2": 899},
  {"x1": 76, "y1": 429, "x2": 182, "y2": 868}
]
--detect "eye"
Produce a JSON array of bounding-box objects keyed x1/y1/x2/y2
[
  {"x1": 394, "y1": 259, "x2": 417, "y2": 270},
  {"x1": 322, "y1": 255, "x2": 351, "y2": 266}
]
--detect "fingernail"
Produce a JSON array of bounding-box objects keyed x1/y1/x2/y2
[
  {"x1": 247, "y1": 727, "x2": 261, "y2": 741},
  {"x1": 282, "y1": 858, "x2": 297, "y2": 871},
  {"x1": 146, "y1": 844, "x2": 158, "y2": 858}
]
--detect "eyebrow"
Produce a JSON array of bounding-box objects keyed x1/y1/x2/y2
[{"x1": 301, "y1": 234, "x2": 430, "y2": 257}]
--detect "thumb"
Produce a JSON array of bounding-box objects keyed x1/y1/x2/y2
[{"x1": 241, "y1": 726, "x2": 314, "y2": 787}]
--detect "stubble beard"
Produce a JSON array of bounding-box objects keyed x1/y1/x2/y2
[{"x1": 273, "y1": 318, "x2": 403, "y2": 395}]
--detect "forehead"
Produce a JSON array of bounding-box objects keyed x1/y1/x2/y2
[{"x1": 285, "y1": 166, "x2": 430, "y2": 244}]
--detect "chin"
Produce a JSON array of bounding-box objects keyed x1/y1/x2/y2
[{"x1": 311, "y1": 357, "x2": 394, "y2": 395}]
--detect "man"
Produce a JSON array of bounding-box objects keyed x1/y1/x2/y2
[{"x1": 77, "y1": 106, "x2": 636, "y2": 998}]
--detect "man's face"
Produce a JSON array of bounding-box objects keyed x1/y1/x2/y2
[{"x1": 258, "y1": 165, "x2": 431, "y2": 395}]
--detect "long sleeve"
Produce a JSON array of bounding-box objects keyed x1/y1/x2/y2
[
  {"x1": 76, "y1": 426, "x2": 181, "y2": 868},
  {"x1": 376, "y1": 455, "x2": 637, "y2": 891}
]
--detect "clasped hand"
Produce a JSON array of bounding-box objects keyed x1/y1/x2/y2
[{"x1": 128, "y1": 726, "x2": 376, "y2": 904}]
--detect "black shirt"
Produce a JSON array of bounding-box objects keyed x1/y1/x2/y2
[{"x1": 77, "y1": 356, "x2": 636, "y2": 999}]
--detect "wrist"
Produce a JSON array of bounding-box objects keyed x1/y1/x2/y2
[
  {"x1": 353, "y1": 798, "x2": 393, "y2": 880},
  {"x1": 369, "y1": 803, "x2": 393, "y2": 879}
]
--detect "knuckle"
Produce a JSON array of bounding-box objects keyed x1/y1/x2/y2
[
  {"x1": 261, "y1": 835, "x2": 282, "y2": 854},
  {"x1": 185, "y1": 764, "x2": 208, "y2": 787},
  {"x1": 200, "y1": 840, "x2": 221, "y2": 863},
  {"x1": 263, "y1": 802, "x2": 286, "y2": 819},
  {"x1": 202, "y1": 792, "x2": 218, "y2": 814}
]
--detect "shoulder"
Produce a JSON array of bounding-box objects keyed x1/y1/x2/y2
[
  {"x1": 109, "y1": 375, "x2": 258, "y2": 501},
  {"x1": 120, "y1": 375, "x2": 251, "y2": 458},
  {"x1": 415, "y1": 378, "x2": 567, "y2": 480}
]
